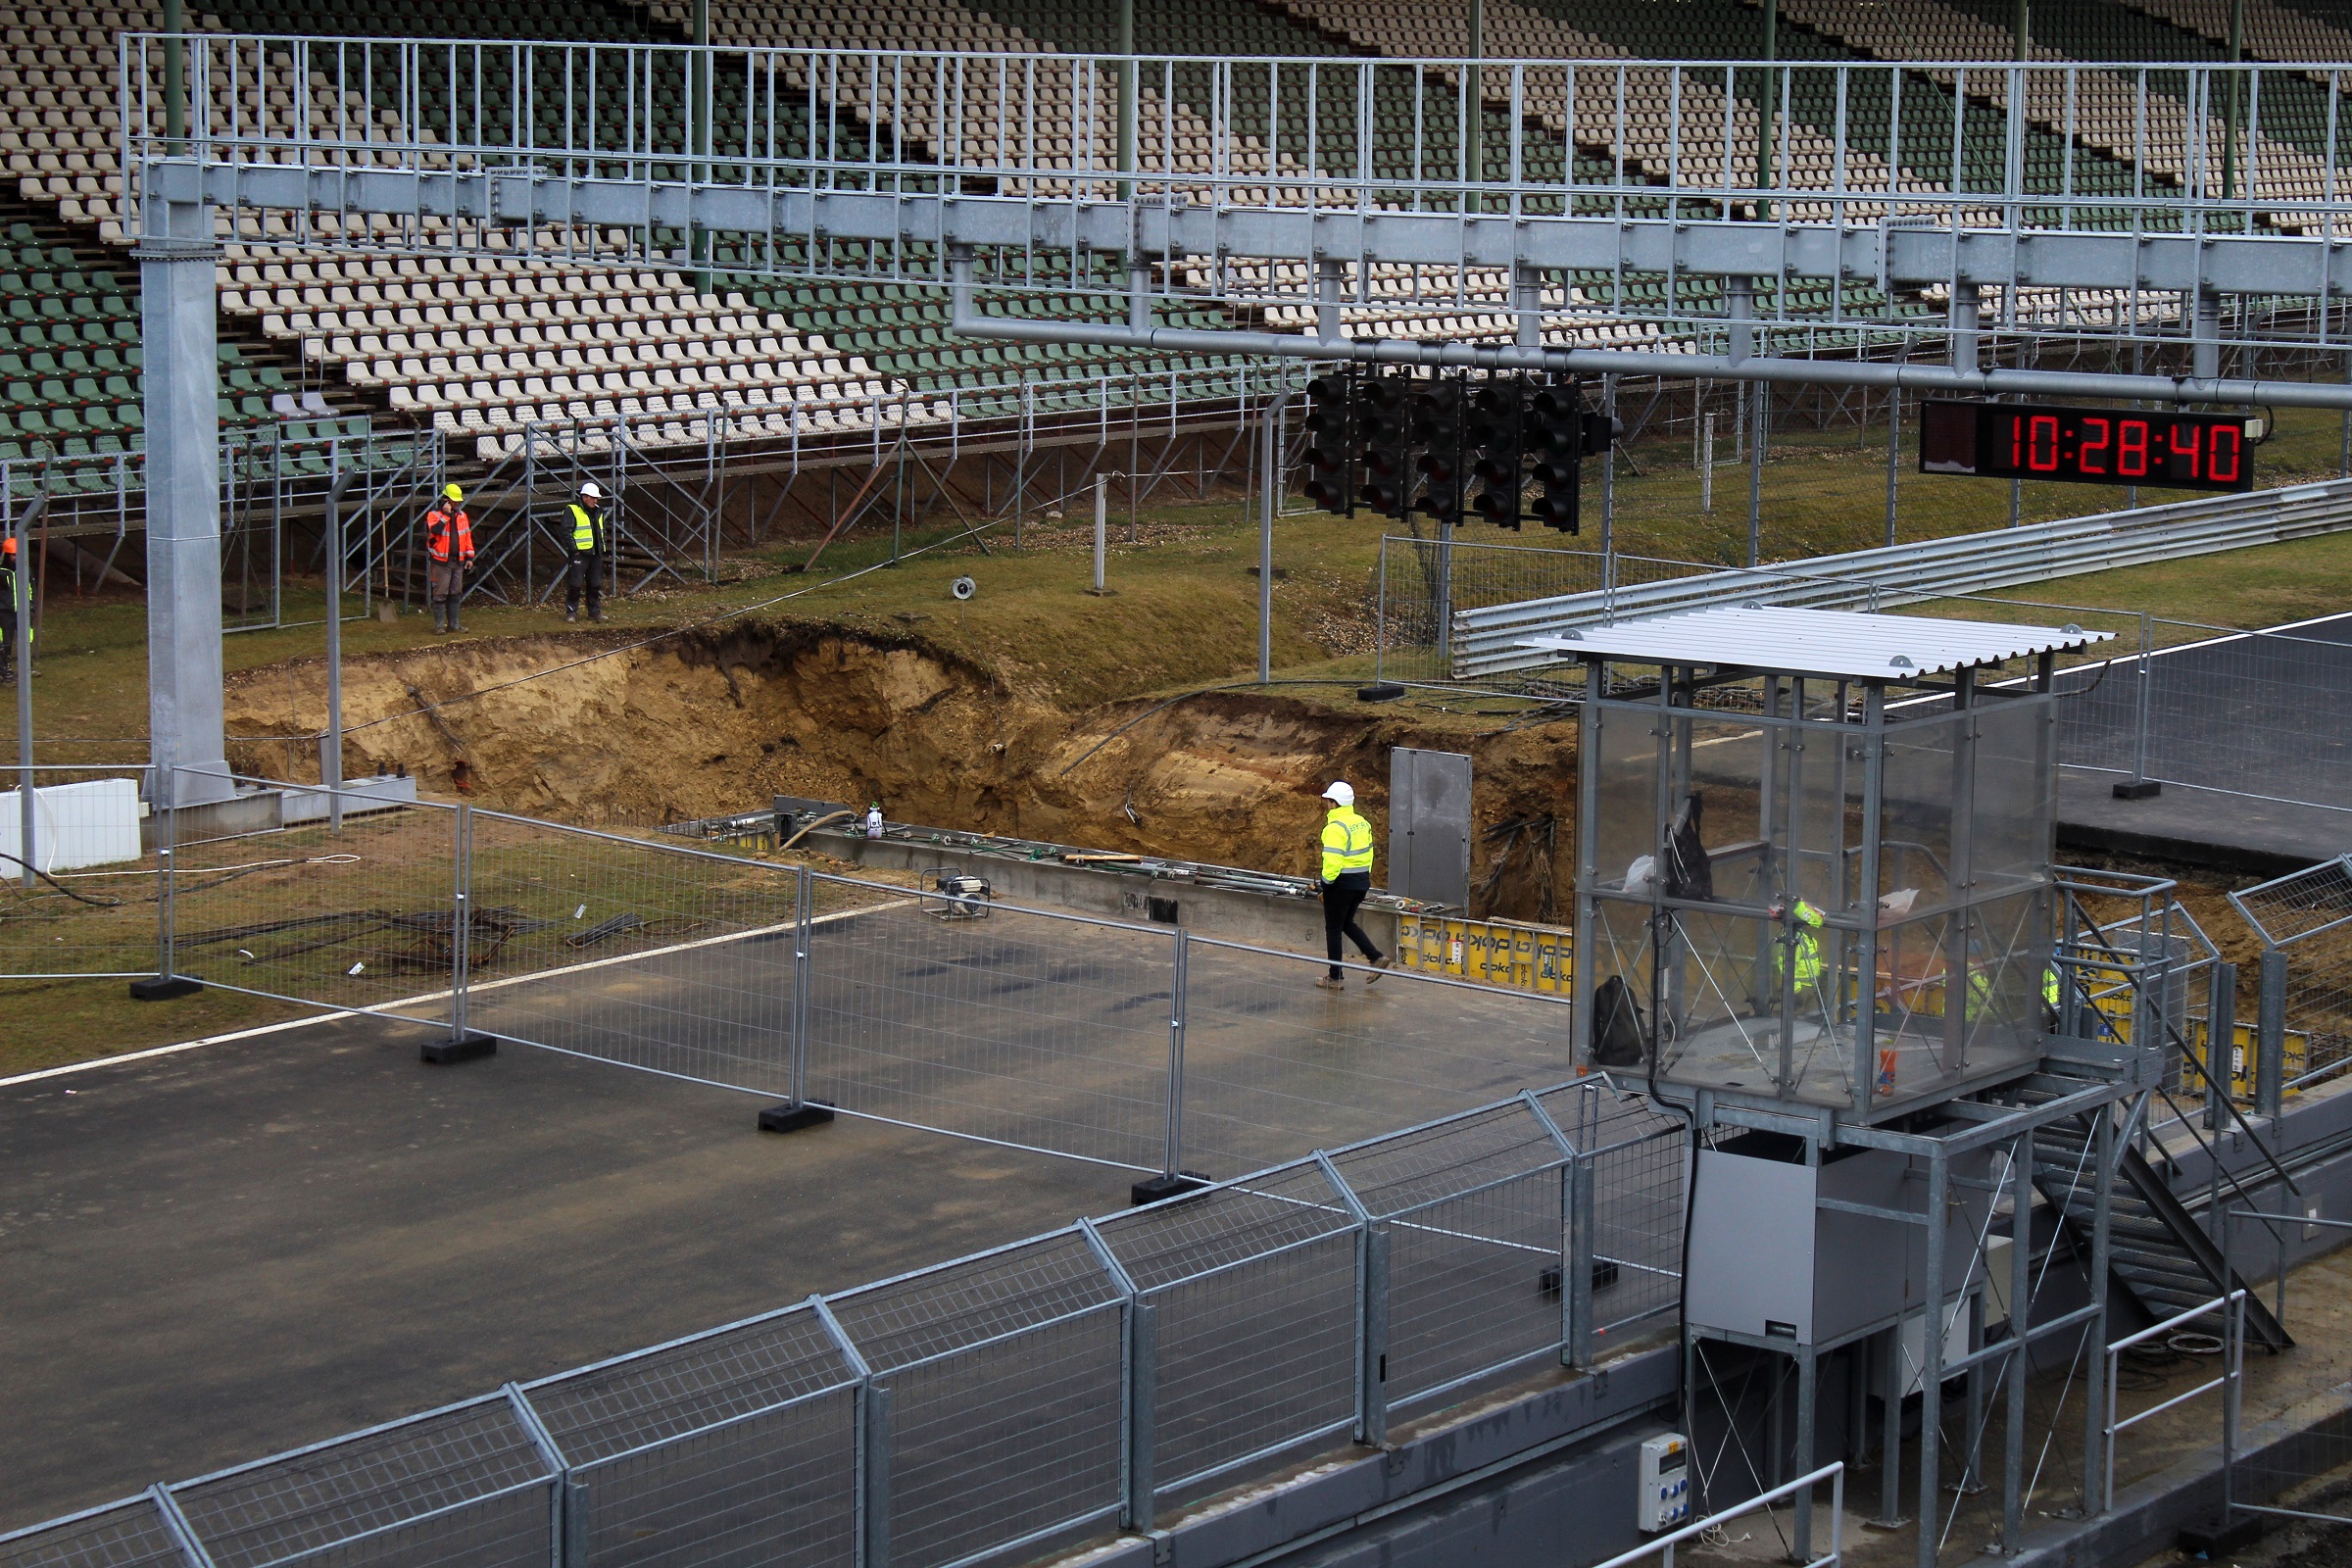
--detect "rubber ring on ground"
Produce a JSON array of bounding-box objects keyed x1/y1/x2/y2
[{"x1": 951, "y1": 576, "x2": 977, "y2": 601}]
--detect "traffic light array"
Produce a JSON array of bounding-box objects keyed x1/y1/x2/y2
[{"x1": 1298, "y1": 369, "x2": 1617, "y2": 531}]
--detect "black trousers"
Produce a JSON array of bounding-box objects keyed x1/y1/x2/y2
[
  {"x1": 1322, "y1": 872, "x2": 1380, "y2": 977},
  {"x1": 564, "y1": 552, "x2": 603, "y2": 616}
]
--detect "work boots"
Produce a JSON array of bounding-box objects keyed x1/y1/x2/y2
[
  {"x1": 430, "y1": 600, "x2": 446, "y2": 632},
  {"x1": 447, "y1": 599, "x2": 463, "y2": 633}
]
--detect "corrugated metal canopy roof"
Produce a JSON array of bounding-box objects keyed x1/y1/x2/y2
[{"x1": 1518, "y1": 606, "x2": 2112, "y2": 679}]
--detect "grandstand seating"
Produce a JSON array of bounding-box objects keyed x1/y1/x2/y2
[{"x1": 0, "y1": 0, "x2": 2339, "y2": 469}]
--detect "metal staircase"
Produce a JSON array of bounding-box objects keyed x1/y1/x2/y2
[{"x1": 2028, "y1": 1106, "x2": 2292, "y2": 1352}]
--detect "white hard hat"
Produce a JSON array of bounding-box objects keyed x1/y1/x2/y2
[
  {"x1": 579, "y1": 481, "x2": 605, "y2": 501},
  {"x1": 1322, "y1": 781, "x2": 1354, "y2": 806}
]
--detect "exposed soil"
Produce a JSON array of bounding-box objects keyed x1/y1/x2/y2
[{"x1": 221, "y1": 626, "x2": 1581, "y2": 921}]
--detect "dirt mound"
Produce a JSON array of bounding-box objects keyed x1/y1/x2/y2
[{"x1": 222, "y1": 625, "x2": 1579, "y2": 920}]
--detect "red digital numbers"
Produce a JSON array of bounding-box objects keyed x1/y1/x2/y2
[
  {"x1": 2117, "y1": 419, "x2": 2150, "y2": 477},
  {"x1": 2210, "y1": 423, "x2": 2243, "y2": 482},
  {"x1": 2027, "y1": 415, "x2": 2060, "y2": 471},
  {"x1": 1926, "y1": 402, "x2": 2251, "y2": 492},
  {"x1": 2080, "y1": 416, "x2": 2111, "y2": 474}
]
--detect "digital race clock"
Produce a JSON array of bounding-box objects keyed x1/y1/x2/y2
[{"x1": 1919, "y1": 400, "x2": 2256, "y2": 493}]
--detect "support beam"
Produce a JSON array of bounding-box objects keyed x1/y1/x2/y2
[{"x1": 137, "y1": 196, "x2": 232, "y2": 810}]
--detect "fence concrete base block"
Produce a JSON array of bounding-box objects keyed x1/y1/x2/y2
[
  {"x1": 2178, "y1": 1516, "x2": 2265, "y2": 1557},
  {"x1": 2113, "y1": 779, "x2": 2164, "y2": 800},
  {"x1": 758, "y1": 1100, "x2": 836, "y2": 1134},
  {"x1": 420, "y1": 1033, "x2": 498, "y2": 1065},
  {"x1": 126, "y1": 976, "x2": 203, "y2": 1002},
  {"x1": 1131, "y1": 1171, "x2": 1212, "y2": 1206}
]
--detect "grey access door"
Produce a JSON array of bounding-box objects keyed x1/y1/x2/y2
[{"x1": 1388, "y1": 747, "x2": 1472, "y2": 907}]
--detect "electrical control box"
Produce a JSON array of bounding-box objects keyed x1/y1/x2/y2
[{"x1": 1637, "y1": 1434, "x2": 1690, "y2": 1532}]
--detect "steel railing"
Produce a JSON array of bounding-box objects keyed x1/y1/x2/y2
[
  {"x1": 1447, "y1": 476, "x2": 2352, "y2": 678},
  {"x1": 0, "y1": 1076, "x2": 1686, "y2": 1563}
]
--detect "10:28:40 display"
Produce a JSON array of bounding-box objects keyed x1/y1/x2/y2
[{"x1": 1918, "y1": 400, "x2": 2256, "y2": 493}]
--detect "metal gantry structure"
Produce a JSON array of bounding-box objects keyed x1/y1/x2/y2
[{"x1": 118, "y1": 32, "x2": 2352, "y2": 799}]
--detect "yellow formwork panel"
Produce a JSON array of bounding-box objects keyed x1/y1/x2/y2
[{"x1": 1397, "y1": 913, "x2": 1573, "y2": 997}]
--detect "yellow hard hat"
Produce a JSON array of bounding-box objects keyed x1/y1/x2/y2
[{"x1": 443, "y1": 483, "x2": 464, "y2": 503}]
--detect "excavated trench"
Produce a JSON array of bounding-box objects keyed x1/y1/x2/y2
[{"x1": 221, "y1": 626, "x2": 1582, "y2": 922}]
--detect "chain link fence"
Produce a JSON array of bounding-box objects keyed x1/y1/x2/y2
[
  {"x1": 0, "y1": 1079, "x2": 1685, "y2": 1568},
  {"x1": 80, "y1": 774, "x2": 1594, "y2": 1184},
  {"x1": 2230, "y1": 857, "x2": 2352, "y2": 1102}
]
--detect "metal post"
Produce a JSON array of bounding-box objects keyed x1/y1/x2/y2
[
  {"x1": 2003, "y1": 1126, "x2": 2034, "y2": 1551},
  {"x1": 2128, "y1": 612, "x2": 2155, "y2": 794},
  {"x1": 1701, "y1": 413, "x2": 1715, "y2": 514},
  {"x1": 1116, "y1": 0, "x2": 1135, "y2": 203},
  {"x1": 1877, "y1": 1325, "x2": 1904, "y2": 1527},
  {"x1": 451, "y1": 806, "x2": 472, "y2": 1044},
  {"x1": 1746, "y1": 380, "x2": 1765, "y2": 567},
  {"x1": 322, "y1": 469, "x2": 349, "y2": 833},
  {"x1": 2256, "y1": 948, "x2": 2287, "y2": 1118},
  {"x1": 1257, "y1": 403, "x2": 1275, "y2": 682},
  {"x1": 1093, "y1": 472, "x2": 1108, "y2": 594},
  {"x1": 1600, "y1": 373, "x2": 1617, "y2": 542},
  {"x1": 792, "y1": 862, "x2": 813, "y2": 1107},
  {"x1": 1468, "y1": 0, "x2": 1485, "y2": 209},
  {"x1": 1793, "y1": 1346, "x2": 1817, "y2": 1560},
  {"x1": 154, "y1": 792, "x2": 177, "y2": 984},
  {"x1": 14, "y1": 495, "x2": 35, "y2": 889},
  {"x1": 161, "y1": 0, "x2": 185, "y2": 154},
  {"x1": 1082, "y1": 1216, "x2": 1157, "y2": 1533},
  {"x1": 1163, "y1": 928, "x2": 1187, "y2": 1178},
  {"x1": 2082, "y1": 1104, "x2": 2118, "y2": 1515},
  {"x1": 1756, "y1": 0, "x2": 1779, "y2": 217},
  {"x1": 2224, "y1": 0, "x2": 2243, "y2": 202},
  {"x1": 2208, "y1": 960, "x2": 2238, "y2": 1130},
  {"x1": 1360, "y1": 1218, "x2": 1391, "y2": 1447},
  {"x1": 139, "y1": 195, "x2": 234, "y2": 811},
  {"x1": 1917, "y1": 1150, "x2": 1949, "y2": 1568},
  {"x1": 1569, "y1": 1152, "x2": 1597, "y2": 1367},
  {"x1": 1885, "y1": 385, "x2": 1901, "y2": 547}
]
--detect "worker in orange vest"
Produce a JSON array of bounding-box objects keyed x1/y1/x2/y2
[
  {"x1": 0, "y1": 534, "x2": 18, "y2": 683},
  {"x1": 423, "y1": 483, "x2": 475, "y2": 633}
]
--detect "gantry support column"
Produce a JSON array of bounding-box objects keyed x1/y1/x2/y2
[{"x1": 137, "y1": 194, "x2": 233, "y2": 809}]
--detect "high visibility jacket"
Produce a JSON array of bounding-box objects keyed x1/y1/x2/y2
[
  {"x1": 1320, "y1": 807, "x2": 1375, "y2": 882},
  {"x1": 568, "y1": 504, "x2": 604, "y2": 554},
  {"x1": 2043, "y1": 965, "x2": 2061, "y2": 1008},
  {"x1": 1775, "y1": 898, "x2": 1825, "y2": 993},
  {"x1": 424, "y1": 506, "x2": 473, "y2": 564}
]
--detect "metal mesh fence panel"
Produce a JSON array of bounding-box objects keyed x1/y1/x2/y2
[
  {"x1": 1583, "y1": 1124, "x2": 1688, "y2": 1341},
  {"x1": 830, "y1": 1233, "x2": 1126, "y2": 1568},
  {"x1": 802, "y1": 881, "x2": 1175, "y2": 1169},
  {"x1": 1177, "y1": 938, "x2": 1580, "y2": 1178},
  {"x1": 520, "y1": 1306, "x2": 853, "y2": 1465},
  {"x1": 0, "y1": 767, "x2": 159, "y2": 978},
  {"x1": 1375, "y1": 539, "x2": 1613, "y2": 688},
  {"x1": 458, "y1": 812, "x2": 811, "y2": 1093},
  {"x1": 1096, "y1": 1163, "x2": 1362, "y2": 1497},
  {"x1": 2233, "y1": 857, "x2": 2352, "y2": 1092},
  {"x1": 565, "y1": 1388, "x2": 858, "y2": 1568},
  {"x1": 162, "y1": 783, "x2": 462, "y2": 1023},
  {"x1": 169, "y1": 1397, "x2": 556, "y2": 1568},
  {"x1": 1329, "y1": 1102, "x2": 1571, "y2": 1405},
  {"x1": 0, "y1": 1498, "x2": 188, "y2": 1568},
  {"x1": 2055, "y1": 619, "x2": 2352, "y2": 808}
]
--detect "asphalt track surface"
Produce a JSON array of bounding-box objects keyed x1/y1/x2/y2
[
  {"x1": 0, "y1": 1014, "x2": 1133, "y2": 1533},
  {"x1": 452, "y1": 895, "x2": 1585, "y2": 1181},
  {"x1": 2058, "y1": 610, "x2": 2352, "y2": 810}
]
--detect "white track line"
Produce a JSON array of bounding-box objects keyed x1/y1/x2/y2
[{"x1": 0, "y1": 900, "x2": 911, "y2": 1090}]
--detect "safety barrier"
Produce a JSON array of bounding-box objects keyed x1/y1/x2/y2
[
  {"x1": 121, "y1": 773, "x2": 1583, "y2": 1182},
  {"x1": 0, "y1": 763, "x2": 156, "y2": 979},
  {"x1": 0, "y1": 1080, "x2": 1686, "y2": 1567}
]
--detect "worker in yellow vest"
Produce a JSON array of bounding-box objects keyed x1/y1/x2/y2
[
  {"x1": 1764, "y1": 897, "x2": 1825, "y2": 1001},
  {"x1": 1315, "y1": 781, "x2": 1390, "y2": 992},
  {"x1": 564, "y1": 480, "x2": 609, "y2": 623}
]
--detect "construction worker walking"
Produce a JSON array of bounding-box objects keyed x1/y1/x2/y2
[
  {"x1": 564, "y1": 480, "x2": 609, "y2": 623},
  {"x1": 423, "y1": 483, "x2": 474, "y2": 633},
  {"x1": 1314, "y1": 781, "x2": 1390, "y2": 991}
]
